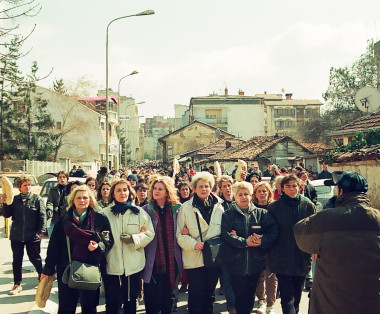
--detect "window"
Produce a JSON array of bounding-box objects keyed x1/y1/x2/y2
[
  {"x1": 100, "y1": 122, "x2": 105, "y2": 130},
  {"x1": 167, "y1": 145, "x2": 173, "y2": 156}
]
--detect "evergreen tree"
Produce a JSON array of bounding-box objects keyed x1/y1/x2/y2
[
  {"x1": 0, "y1": 36, "x2": 25, "y2": 158},
  {"x1": 53, "y1": 78, "x2": 67, "y2": 95}
]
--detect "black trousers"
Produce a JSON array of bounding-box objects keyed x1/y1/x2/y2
[
  {"x1": 276, "y1": 274, "x2": 306, "y2": 314},
  {"x1": 57, "y1": 272, "x2": 99, "y2": 314},
  {"x1": 103, "y1": 272, "x2": 141, "y2": 314},
  {"x1": 144, "y1": 273, "x2": 173, "y2": 314},
  {"x1": 230, "y1": 273, "x2": 260, "y2": 314},
  {"x1": 186, "y1": 266, "x2": 220, "y2": 314},
  {"x1": 11, "y1": 240, "x2": 42, "y2": 284}
]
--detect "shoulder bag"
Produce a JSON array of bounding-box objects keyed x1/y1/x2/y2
[
  {"x1": 195, "y1": 212, "x2": 223, "y2": 268},
  {"x1": 62, "y1": 214, "x2": 102, "y2": 290}
]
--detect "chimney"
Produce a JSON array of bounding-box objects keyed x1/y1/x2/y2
[
  {"x1": 226, "y1": 140, "x2": 231, "y2": 149},
  {"x1": 285, "y1": 93, "x2": 293, "y2": 100},
  {"x1": 224, "y1": 87, "x2": 228, "y2": 95},
  {"x1": 238, "y1": 89, "x2": 244, "y2": 96}
]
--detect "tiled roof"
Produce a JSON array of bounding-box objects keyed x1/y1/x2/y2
[
  {"x1": 330, "y1": 112, "x2": 380, "y2": 136},
  {"x1": 196, "y1": 138, "x2": 245, "y2": 156},
  {"x1": 298, "y1": 142, "x2": 333, "y2": 154},
  {"x1": 207, "y1": 135, "x2": 308, "y2": 161},
  {"x1": 333, "y1": 144, "x2": 380, "y2": 163}
]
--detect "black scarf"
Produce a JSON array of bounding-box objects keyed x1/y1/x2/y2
[
  {"x1": 111, "y1": 200, "x2": 139, "y2": 216},
  {"x1": 193, "y1": 193, "x2": 218, "y2": 225}
]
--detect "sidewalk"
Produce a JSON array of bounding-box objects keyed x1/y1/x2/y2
[{"x1": 0, "y1": 218, "x2": 58, "y2": 314}]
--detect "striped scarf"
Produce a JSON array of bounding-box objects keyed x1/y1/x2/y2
[{"x1": 153, "y1": 202, "x2": 176, "y2": 289}]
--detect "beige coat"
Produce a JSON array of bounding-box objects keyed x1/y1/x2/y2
[
  {"x1": 101, "y1": 203, "x2": 155, "y2": 277},
  {"x1": 176, "y1": 196, "x2": 224, "y2": 269}
]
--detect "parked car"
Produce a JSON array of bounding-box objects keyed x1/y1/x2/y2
[
  {"x1": 0, "y1": 172, "x2": 41, "y2": 213},
  {"x1": 39, "y1": 176, "x2": 87, "y2": 205},
  {"x1": 310, "y1": 179, "x2": 336, "y2": 209}
]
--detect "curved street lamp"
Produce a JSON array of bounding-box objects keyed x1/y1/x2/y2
[{"x1": 105, "y1": 9, "x2": 154, "y2": 167}]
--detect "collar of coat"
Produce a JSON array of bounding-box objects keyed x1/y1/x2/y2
[
  {"x1": 335, "y1": 192, "x2": 369, "y2": 207},
  {"x1": 189, "y1": 193, "x2": 223, "y2": 212}
]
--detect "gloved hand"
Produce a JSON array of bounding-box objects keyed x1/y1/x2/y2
[{"x1": 120, "y1": 233, "x2": 134, "y2": 244}]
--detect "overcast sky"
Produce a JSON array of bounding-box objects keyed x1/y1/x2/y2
[{"x1": 15, "y1": 0, "x2": 380, "y2": 119}]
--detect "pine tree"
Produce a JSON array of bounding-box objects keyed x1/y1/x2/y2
[{"x1": 0, "y1": 36, "x2": 25, "y2": 158}]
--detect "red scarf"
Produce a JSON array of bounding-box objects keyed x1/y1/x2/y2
[{"x1": 154, "y1": 202, "x2": 176, "y2": 289}]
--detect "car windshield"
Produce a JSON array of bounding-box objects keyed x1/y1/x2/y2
[
  {"x1": 315, "y1": 185, "x2": 331, "y2": 195},
  {"x1": 40, "y1": 181, "x2": 58, "y2": 197},
  {"x1": 0, "y1": 175, "x2": 38, "y2": 187}
]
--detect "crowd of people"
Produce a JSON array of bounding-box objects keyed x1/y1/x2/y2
[{"x1": 1, "y1": 162, "x2": 379, "y2": 314}]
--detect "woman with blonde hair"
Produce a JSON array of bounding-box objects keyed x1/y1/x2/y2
[
  {"x1": 41, "y1": 185, "x2": 113, "y2": 313},
  {"x1": 272, "y1": 176, "x2": 284, "y2": 200},
  {"x1": 101, "y1": 179, "x2": 154, "y2": 314},
  {"x1": 222, "y1": 181, "x2": 279, "y2": 314},
  {"x1": 252, "y1": 182, "x2": 278, "y2": 314},
  {"x1": 177, "y1": 171, "x2": 224, "y2": 314},
  {"x1": 141, "y1": 176, "x2": 182, "y2": 313}
]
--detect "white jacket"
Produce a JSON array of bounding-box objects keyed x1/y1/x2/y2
[
  {"x1": 176, "y1": 196, "x2": 224, "y2": 269},
  {"x1": 101, "y1": 203, "x2": 155, "y2": 277}
]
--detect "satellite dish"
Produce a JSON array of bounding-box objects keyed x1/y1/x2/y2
[{"x1": 355, "y1": 86, "x2": 380, "y2": 113}]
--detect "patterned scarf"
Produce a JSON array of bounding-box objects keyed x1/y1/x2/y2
[{"x1": 153, "y1": 201, "x2": 176, "y2": 289}]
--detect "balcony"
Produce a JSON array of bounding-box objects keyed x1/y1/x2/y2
[{"x1": 197, "y1": 117, "x2": 228, "y2": 125}]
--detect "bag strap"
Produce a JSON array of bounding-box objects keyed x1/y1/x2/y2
[
  {"x1": 90, "y1": 210, "x2": 95, "y2": 231},
  {"x1": 195, "y1": 212, "x2": 203, "y2": 242},
  {"x1": 66, "y1": 236, "x2": 72, "y2": 263}
]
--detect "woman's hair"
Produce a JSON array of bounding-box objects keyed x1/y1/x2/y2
[
  {"x1": 217, "y1": 175, "x2": 234, "y2": 189},
  {"x1": 136, "y1": 182, "x2": 148, "y2": 192},
  {"x1": 191, "y1": 171, "x2": 214, "y2": 190},
  {"x1": 281, "y1": 174, "x2": 300, "y2": 189},
  {"x1": 177, "y1": 180, "x2": 192, "y2": 192},
  {"x1": 232, "y1": 181, "x2": 253, "y2": 197},
  {"x1": 108, "y1": 179, "x2": 136, "y2": 204},
  {"x1": 272, "y1": 175, "x2": 284, "y2": 191},
  {"x1": 148, "y1": 176, "x2": 179, "y2": 205},
  {"x1": 67, "y1": 185, "x2": 97, "y2": 210},
  {"x1": 246, "y1": 172, "x2": 261, "y2": 183},
  {"x1": 85, "y1": 177, "x2": 96, "y2": 185},
  {"x1": 65, "y1": 180, "x2": 84, "y2": 196},
  {"x1": 57, "y1": 171, "x2": 69, "y2": 179},
  {"x1": 16, "y1": 174, "x2": 32, "y2": 188},
  {"x1": 252, "y1": 182, "x2": 274, "y2": 205},
  {"x1": 97, "y1": 181, "x2": 111, "y2": 201}
]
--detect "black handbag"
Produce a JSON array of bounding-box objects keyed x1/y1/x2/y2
[{"x1": 195, "y1": 212, "x2": 223, "y2": 268}]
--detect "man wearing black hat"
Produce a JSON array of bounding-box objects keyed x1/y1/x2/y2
[{"x1": 294, "y1": 171, "x2": 380, "y2": 314}]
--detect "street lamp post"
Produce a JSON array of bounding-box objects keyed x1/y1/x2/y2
[
  {"x1": 117, "y1": 71, "x2": 138, "y2": 167},
  {"x1": 105, "y1": 9, "x2": 154, "y2": 168}
]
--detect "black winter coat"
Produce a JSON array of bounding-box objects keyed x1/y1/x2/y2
[
  {"x1": 3, "y1": 193, "x2": 47, "y2": 241},
  {"x1": 267, "y1": 194, "x2": 315, "y2": 276},
  {"x1": 221, "y1": 202, "x2": 279, "y2": 276},
  {"x1": 43, "y1": 207, "x2": 113, "y2": 278}
]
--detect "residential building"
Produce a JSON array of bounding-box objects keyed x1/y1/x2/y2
[
  {"x1": 141, "y1": 116, "x2": 175, "y2": 160},
  {"x1": 35, "y1": 86, "x2": 114, "y2": 169},
  {"x1": 174, "y1": 104, "x2": 188, "y2": 131},
  {"x1": 97, "y1": 89, "x2": 141, "y2": 166},
  {"x1": 197, "y1": 135, "x2": 319, "y2": 173},
  {"x1": 329, "y1": 111, "x2": 380, "y2": 145},
  {"x1": 263, "y1": 92, "x2": 323, "y2": 135},
  {"x1": 180, "y1": 89, "x2": 323, "y2": 140},
  {"x1": 184, "y1": 88, "x2": 266, "y2": 140},
  {"x1": 158, "y1": 120, "x2": 235, "y2": 163}
]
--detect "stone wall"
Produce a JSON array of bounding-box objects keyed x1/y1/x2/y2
[{"x1": 332, "y1": 160, "x2": 380, "y2": 208}]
